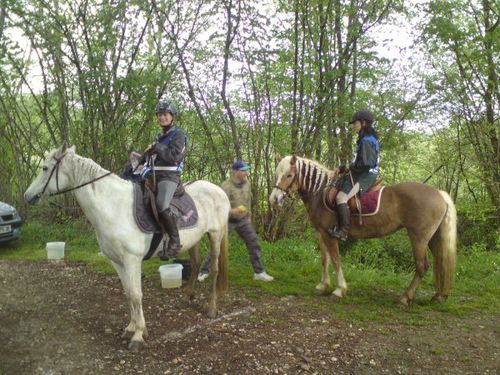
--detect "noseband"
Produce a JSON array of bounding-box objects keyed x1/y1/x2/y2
[{"x1": 37, "y1": 152, "x2": 112, "y2": 199}]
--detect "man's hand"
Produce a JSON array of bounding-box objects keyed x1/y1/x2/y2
[{"x1": 231, "y1": 205, "x2": 247, "y2": 218}]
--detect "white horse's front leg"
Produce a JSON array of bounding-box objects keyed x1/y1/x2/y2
[
  {"x1": 315, "y1": 238, "x2": 331, "y2": 295},
  {"x1": 207, "y1": 233, "x2": 220, "y2": 318},
  {"x1": 112, "y1": 258, "x2": 147, "y2": 352}
]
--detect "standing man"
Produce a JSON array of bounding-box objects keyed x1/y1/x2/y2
[
  {"x1": 140, "y1": 100, "x2": 188, "y2": 260},
  {"x1": 198, "y1": 161, "x2": 274, "y2": 282}
]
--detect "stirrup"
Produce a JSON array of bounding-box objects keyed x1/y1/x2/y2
[{"x1": 327, "y1": 227, "x2": 348, "y2": 241}]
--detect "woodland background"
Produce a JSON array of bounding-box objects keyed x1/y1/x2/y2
[{"x1": 0, "y1": 0, "x2": 498, "y2": 248}]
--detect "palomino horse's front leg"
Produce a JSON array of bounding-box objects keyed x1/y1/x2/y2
[
  {"x1": 320, "y1": 233, "x2": 347, "y2": 299},
  {"x1": 315, "y1": 238, "x2": 331, "y2": 295},
  {"x1": 112, "y1": 258, "x2": 147, "y2": 352}
]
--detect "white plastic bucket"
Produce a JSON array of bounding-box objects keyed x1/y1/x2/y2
[
  {"x1": 46, "y1": 242, "x2": 65, "y2": 260},
  {"x1": 158, "y1": 264, "x2": 183, "y2": 289}
]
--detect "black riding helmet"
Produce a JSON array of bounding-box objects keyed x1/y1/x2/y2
[
  {"x1": 349, "y1": 109, "x2": 374, "y2": 125},
  {"x1": 156, "y1": 101, "x2": 177, "y2": 116}
]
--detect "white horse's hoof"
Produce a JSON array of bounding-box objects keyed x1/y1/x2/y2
[{"x1": 128, "y1": 340, "x2": 144, "y2": 352}]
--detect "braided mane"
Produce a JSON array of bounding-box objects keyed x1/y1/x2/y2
[{"x1": 295, "y1": 156, "x2": 333, "y2": 194}]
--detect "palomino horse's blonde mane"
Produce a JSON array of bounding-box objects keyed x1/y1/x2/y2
[{"x1": 294, "y1": 156, "x2": 334, "y2": 194}]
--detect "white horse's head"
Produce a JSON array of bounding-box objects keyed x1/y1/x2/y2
[
  {"x1": 24, "y1": 143, "x2": 76, "y2": 205},
  {"x1": 269, "y1": 155, "x2": 300, "y2": 206}
]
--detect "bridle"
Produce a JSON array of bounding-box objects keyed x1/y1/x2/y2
[
  {"x1": 36, "y1": 151, "x2": 112, "y2": 199},
  {"x1": 273, "y1": 172, "x2": 298, "y2": 198}
]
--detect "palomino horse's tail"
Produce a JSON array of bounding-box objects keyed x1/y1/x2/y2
[
  {"x1": 216, "y1": 223, "x2": 229, "y2": 294},
  {"x1": 431, "y1": 191, "x2": 457, "y2": 298}
]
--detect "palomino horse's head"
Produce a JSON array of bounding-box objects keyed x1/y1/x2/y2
[
  {"x1": 24, "y1": 143, "x2": 75, "y2": 205},
  {"x1": 269, "y1": 155, "x2": 300, "y2": 206}
]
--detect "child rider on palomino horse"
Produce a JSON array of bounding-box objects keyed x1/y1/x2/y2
[
  {"x1": 139, "y1": 100, "x2": 188, "y2": 260},
  {"x1": 327, "y1": 109, "x2": 380, "y2": 241}
]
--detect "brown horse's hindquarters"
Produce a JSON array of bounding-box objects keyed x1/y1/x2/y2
[{"x1": 347, "y1": 183, "x2": 447, "y2": 240}]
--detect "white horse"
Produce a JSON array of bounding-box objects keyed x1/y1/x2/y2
[{"x1": 24, "y1": 144, "x2": 230, "y2": 352}]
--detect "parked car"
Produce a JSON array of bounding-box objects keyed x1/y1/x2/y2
[{"x1": 0, "y1": 201, "x2": 22, "y2": 243}]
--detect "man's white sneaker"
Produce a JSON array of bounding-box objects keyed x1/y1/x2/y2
[
  {"x1": 197, "y1": 272, "x2": 209, "y2": 282},
  {"x1": 253, "y1": 271, "x2": 274, "y2": 282}
]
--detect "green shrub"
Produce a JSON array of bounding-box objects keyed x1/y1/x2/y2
[
  {"x1": 456, "y1": 202, "x2": 498, "y2": 251},
  {"x1": 342, "y1": 231, "x2": 415, "y2": 273}
]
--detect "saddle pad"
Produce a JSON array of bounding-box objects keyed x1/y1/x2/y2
[
  {"x1": 353, "y1": 186, "x2": 385, "y2": 216},
  {"x1": 170, "y1": 192, "x2": 199, "y2": 229},
  {"x1": 133, "y1": 183, "x2": 198, "y2": 234}
]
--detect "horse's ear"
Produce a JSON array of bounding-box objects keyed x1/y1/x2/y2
[
  {"x1": 61, "y1": 143, "x2": 76, "y2": 153},
  {"x1": 290, "y1": 155, "x2": 297, "y2": 172},
  {"x1": 274, "y1": 154, "x2": 282, "y2": 164}
]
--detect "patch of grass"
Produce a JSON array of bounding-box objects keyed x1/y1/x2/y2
[{"x1": 2, "y1": 219, "x2": 498, "y2": 328}]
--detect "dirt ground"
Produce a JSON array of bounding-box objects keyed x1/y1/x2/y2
[{"x1": 0, "y1": 260, "x2": 498, "y2": 375}]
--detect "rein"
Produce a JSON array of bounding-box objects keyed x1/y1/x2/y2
[
  {"x1": 37, "y1": 152, "x2": 113, "y2": 199},
  {"x1": 51, "y1": 172, "x2": 113, "y2": 196}
]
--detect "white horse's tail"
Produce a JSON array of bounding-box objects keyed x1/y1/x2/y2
[{"x1": 431, "y1": 191, "x2": 457, "y2": 297}]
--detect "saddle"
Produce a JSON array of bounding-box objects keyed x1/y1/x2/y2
[
  {"x1": 132, "y1": 182, "x2": 198, "y2": 233},
  {"x1": 324, "y1": 178, "x2": 384, "y2": 215},
  {"x1": 132, "y1": 181, "x2": 198, "y2": 260}
]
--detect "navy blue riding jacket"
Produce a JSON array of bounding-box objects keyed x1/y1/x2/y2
[{"x1": 338, "y1": 131, "x2": 379, "y2": 195}]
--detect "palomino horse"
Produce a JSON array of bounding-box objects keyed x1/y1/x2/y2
[
  {"x1": 24, "y1": 144, "x2": 230, "y2": 351},
  {"x1": 270, "y1": 155, "x2": 457, "y2": 305}
]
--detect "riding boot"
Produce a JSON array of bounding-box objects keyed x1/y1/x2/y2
[
  {"x1": 159, "y1": 208, "x2": 182, "y2": 260},
  {"x1": 327, "y1": 203, "x2": 350, "y2": 240}
]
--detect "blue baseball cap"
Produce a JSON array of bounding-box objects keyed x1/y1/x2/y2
[{"x1": 232, "y1": 161, "x2": 251, "y2": 171}]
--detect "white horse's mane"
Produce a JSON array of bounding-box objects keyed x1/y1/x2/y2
[{"x1": 63, "y1": 150, "x2": 117, "y2": 184}]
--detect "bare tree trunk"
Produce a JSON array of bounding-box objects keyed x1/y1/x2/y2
[{"x1": 220, "y1": 0, "x2": 242, "y2": 160}]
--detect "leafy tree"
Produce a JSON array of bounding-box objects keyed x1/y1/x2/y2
[{"x1": 420, "y1": 0, "x2": 499, "y2": 214}]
